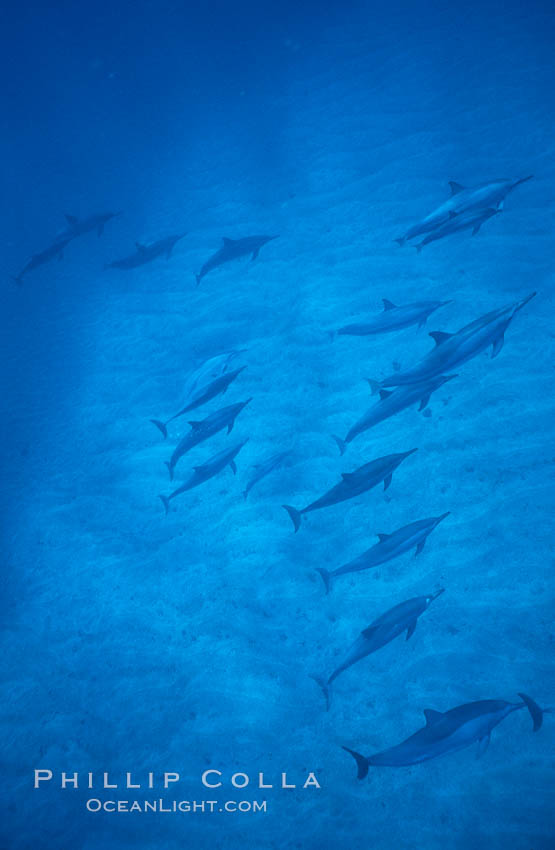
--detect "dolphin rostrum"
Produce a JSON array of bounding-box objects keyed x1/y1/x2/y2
[
  {"x1": 414, "y1": 207, "x2": 501, "y2": 252},
  {"x1": 61, "y1": 211, "x2": 121, "y2": 238},
  {"x1": 335, "y1": 299, "x2": 451, "y2": 337},
  {"x1": 395, "y1": 176, "x2": 533, "y2": 245},
  {"x1": 105, "y1": 233, "x2": 187, "y2": 270},
  {"x1": 334, "y1": 375, "x2": 456, "y2": 453},
  {"x1": 316, "y1": 513, "x2": 449, "y2": 594},
  {"x1": 343, "y1": 693, "x2": 549, "y2": 778},
  {"x1": 12, "y1": 235, "x2": 74, "y2": 285},
  {"x1": 159, "y1": 439, "x2": 248, "y2": 514},
  {"x1": 165, "y1": 399, "x2": 252, "y2": 480},
  {"x1": 151, "y1": 365, "x2": 247, "y2": 439},
  {"x1": 195, "y1": 235, "x2": 279, "y2": 285},
  {"x1": 282, "y1": 449, "x2": 418, "y2": 533},
  {"x1": 313, "y1": 590, "x2": 444, "y2": 709},
  {"x1": 243, "y1": 450, "x2": 292, "y2": 499},
  {"x1": 374, "y1": 293, "x2": 536, "y2": 390}
]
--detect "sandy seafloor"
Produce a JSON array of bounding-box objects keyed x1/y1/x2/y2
[{"x1": 1, "y1": 3, "x2": 555, "y2": 849}]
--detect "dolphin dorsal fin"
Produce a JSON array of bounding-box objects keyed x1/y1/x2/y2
[
  {"x1": 377, "y1": 533, "x2": 390, "y2": 542},
  {"x1": 135, "y1": 242, "x2": 147, "y2": 253},
  {"x1": 429, "y1": 331, "x2": 452, "y2": 346},
  {"x1": 382, "y1": 299, "x2": 396, "y2": 310},
  {"x1": 341, "y1": 472, "x2": 355, "y2": 481},
  {"x1": 65, "y1": 214, "x2": 78, "y2": 225},
  {"x1": 361, "y1": 624, "x2": 378, "y2": 640},
  {"x1": 188, "y1": 420, "x2": 203, "y2": 429},
  {"x1": 424, "y1": 709, "x2": 443, "y2": 725},
  {"x1": 222, "y1": 237, "x2": 235, "y2": 246},
  {"x1": 448, "y1": 181, "x2": 465, "y2": 195},
  {"x1": 379, "y1": 389, "x2": 393, "y2": 400}
]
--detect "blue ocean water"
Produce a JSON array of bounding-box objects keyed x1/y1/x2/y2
[{"x1": 1, "y1": 0, "x2": 554, "y2": 848}]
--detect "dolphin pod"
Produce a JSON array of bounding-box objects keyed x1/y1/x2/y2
[
  {"x1": 343, "y1": 693, "x2": 549, "y2": 778},
  {"x1": 312, "y1": 591, "x2": 444, "y2": 710}
]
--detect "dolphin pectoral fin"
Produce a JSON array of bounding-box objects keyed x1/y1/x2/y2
[
  {"x1": 491, "y1": 334, "x2": 505, "y2": 358},
  {"x1": 415, "y1": 540, "x2": 426, "y2": 557},
  {"x1": 419, "y1": 394, "x2": 431, "y2": 411},
  {"x1": 332, "y1": 435, "x2": 347, "y2": 456},
  {"x1": 316, "y1": 568, "x2": 332, "y2": 594},
  {"x1": 424, "y1": 709, "x2": 443, "y2": 725},
  {"x1": 251, "y1": 248, "x2": 260, "y2": 260},
  {"x1": 222, "y1": 237, "x2": 234, "y2": 246},
  {"x1": 379, "y1": 389, "x2": 393, "y2": 400},
  {"x1": 283, "y1": 505, "x2": 302, "y2": 533},
  {"x1": 135, "y1": 242, "x2": 147, "y2": 253},
  {"x1": 448, "y1": 181, "x2": 465, "y2": 195},
  {"x1": 229, "y1": 460, "x2": 237, "y2": 475},
  {"x1": 384, "y1": 474, "x2": 392, "y2": 491},
  {"x1": 377, "y1": 533, "x2": 390, "y2": 542},
  {"x1": 476, "y1": 735, "x2": 490, "y2": 759},
  {"x1": 406, "y1": 620, "x2": 417, "y2": 640},
  {"x1": 342, "y1": 746, "x2": 369, "y2": 780},
  {"x1": 382, "y1": 299, "x2": 396, "y2": 310},
  {"x1": 311, "y1": 675, "x2": 332, "y2": 711}
]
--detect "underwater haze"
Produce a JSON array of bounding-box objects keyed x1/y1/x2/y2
[{"x1": 1, "y1": 0, "x2": 554, "y2": 848}]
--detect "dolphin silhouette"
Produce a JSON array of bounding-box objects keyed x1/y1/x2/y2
[
  {"x1": 414, "y1": 207, "x2": 501, "y2": 252},
  {"x1": 313, "y1": 590, "x2": 444, "y2": 709},
  {"x1": 282, "y1": 449, "x2": 417, "y2": 532},
  {"x1": 62, "y1": 211, "x2": 121, "y2": 238},
  {"x1": 343, "y1": 693, "x2": 549, "y2": 778},
  {"x1": 164, "y1": 399, "x2": 252, "y2": 480},
  {"x1": 316, "y1": 512, "x2": 450, "y2": 593},
  {"x1": 159, "y1": 439, "x2": 248, "y2": 514},
  {"x1": 243, "y1": 450, "x2": 292, "y2": 499},
  {"x1": 12, "y1": 235, "x2": 73, "y2": 285},
  {"x1": 335, "y1": 299, "x2": 451, "y2": 337},
  {"x1": 105, "y1": 232, "x2": 187, "y2": 270},
  {"x1": 195, "y1": 235, "x2": 279, "y2": 285}
]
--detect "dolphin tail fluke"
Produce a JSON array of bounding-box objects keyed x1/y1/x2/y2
[
  {"x1": 311, "y1": 675, "x2": 332, "y2": 711},
  {"x1": 195, "y1": 274, "x2": 202, "y2": 286},
  {"x1": 11, "y1": 275, "x2": 24, "y2": 287},
  {"x1": 415, "y1": 243, "x2": 423, "y2": 254},
  {"x1": 159, "y1": 494, "x2": 171, "y2": 515},
  {"x1": 164, "y1": 461, "x2": 174, "y2": 481},
  {"x1": 315, "y1": 568, "x2": 332, "y2": 595},
  {"x1": 150, "y1": 419, "x2": 168, "y2": 439},
  {"x1": 518, "y1": 693, "x2": 549, "y2": 732},
  {"x1": 367, "y1": 378, "x2": 382, "y2": 396},
  {"x1": 332, "y1": 434, "x2": 347, "y2": 456},
  {"x1": 282, "y1": 505, "x2": 302, "y2": 533},
  {"x1": 328, "y1": 330, "x2": 337, "y2": 341},
  {"x1": 342, "y1": 746, "x2": 369, "y2": 780},
  {"x1": 394, "y1": 237, "x2": 406, "y2": 247}
]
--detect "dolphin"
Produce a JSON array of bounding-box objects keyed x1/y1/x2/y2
[
  {"x1": 335, "y1": 299, "x2": 451, "y2": 337},
  {"x1": 414, "y1": 207, "x2": 500, "y2": 252},
  {"x1": 151, "y1": 365, "x2": 247, "y2": 438},
  {"x1": 159, "y1": 439, "x2": 248, "y2": 514},
  {"x1": 343, "y1": 693, "x2": 549, "y2": 778},
  {"x1": 105, "y1": 232, "x2": 187, "y2": 270},
  {"x1": 61, "y1": 211, "x2": 121, "y2": 238},
  {"x1": 333, "y1": 375, "x2": 456, "y2": 453},
  {"x1": 374, "y1": 293, "x2": 536, "y2": 390},
  {"x1": 282, "y1": 449, "x2": 417, "y2": 533},
  {"x1": 12, "y1": 235, "x2": 74, "y2": 285},
  {"x1": 195, "y1": 235, "x2": 279, "y2": 285},
  {"x1": 243, "y1": 450, "x2": 292, "y2": 499},
  {"x1": 165, "y1": 399, "x2": 252, "y2": 480},
  {"x1": 185, "y1": 350, "x2": 246, "y2": 395},
  {"x1": 395, "y1": 176, "x2": 533, "y2": 245},
  {"x1": 316, "y1": 513, "x2": 449, "y2": 594},
  {"x1": 312, "y1": 590, "x2": 444, "y2": 709}
]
